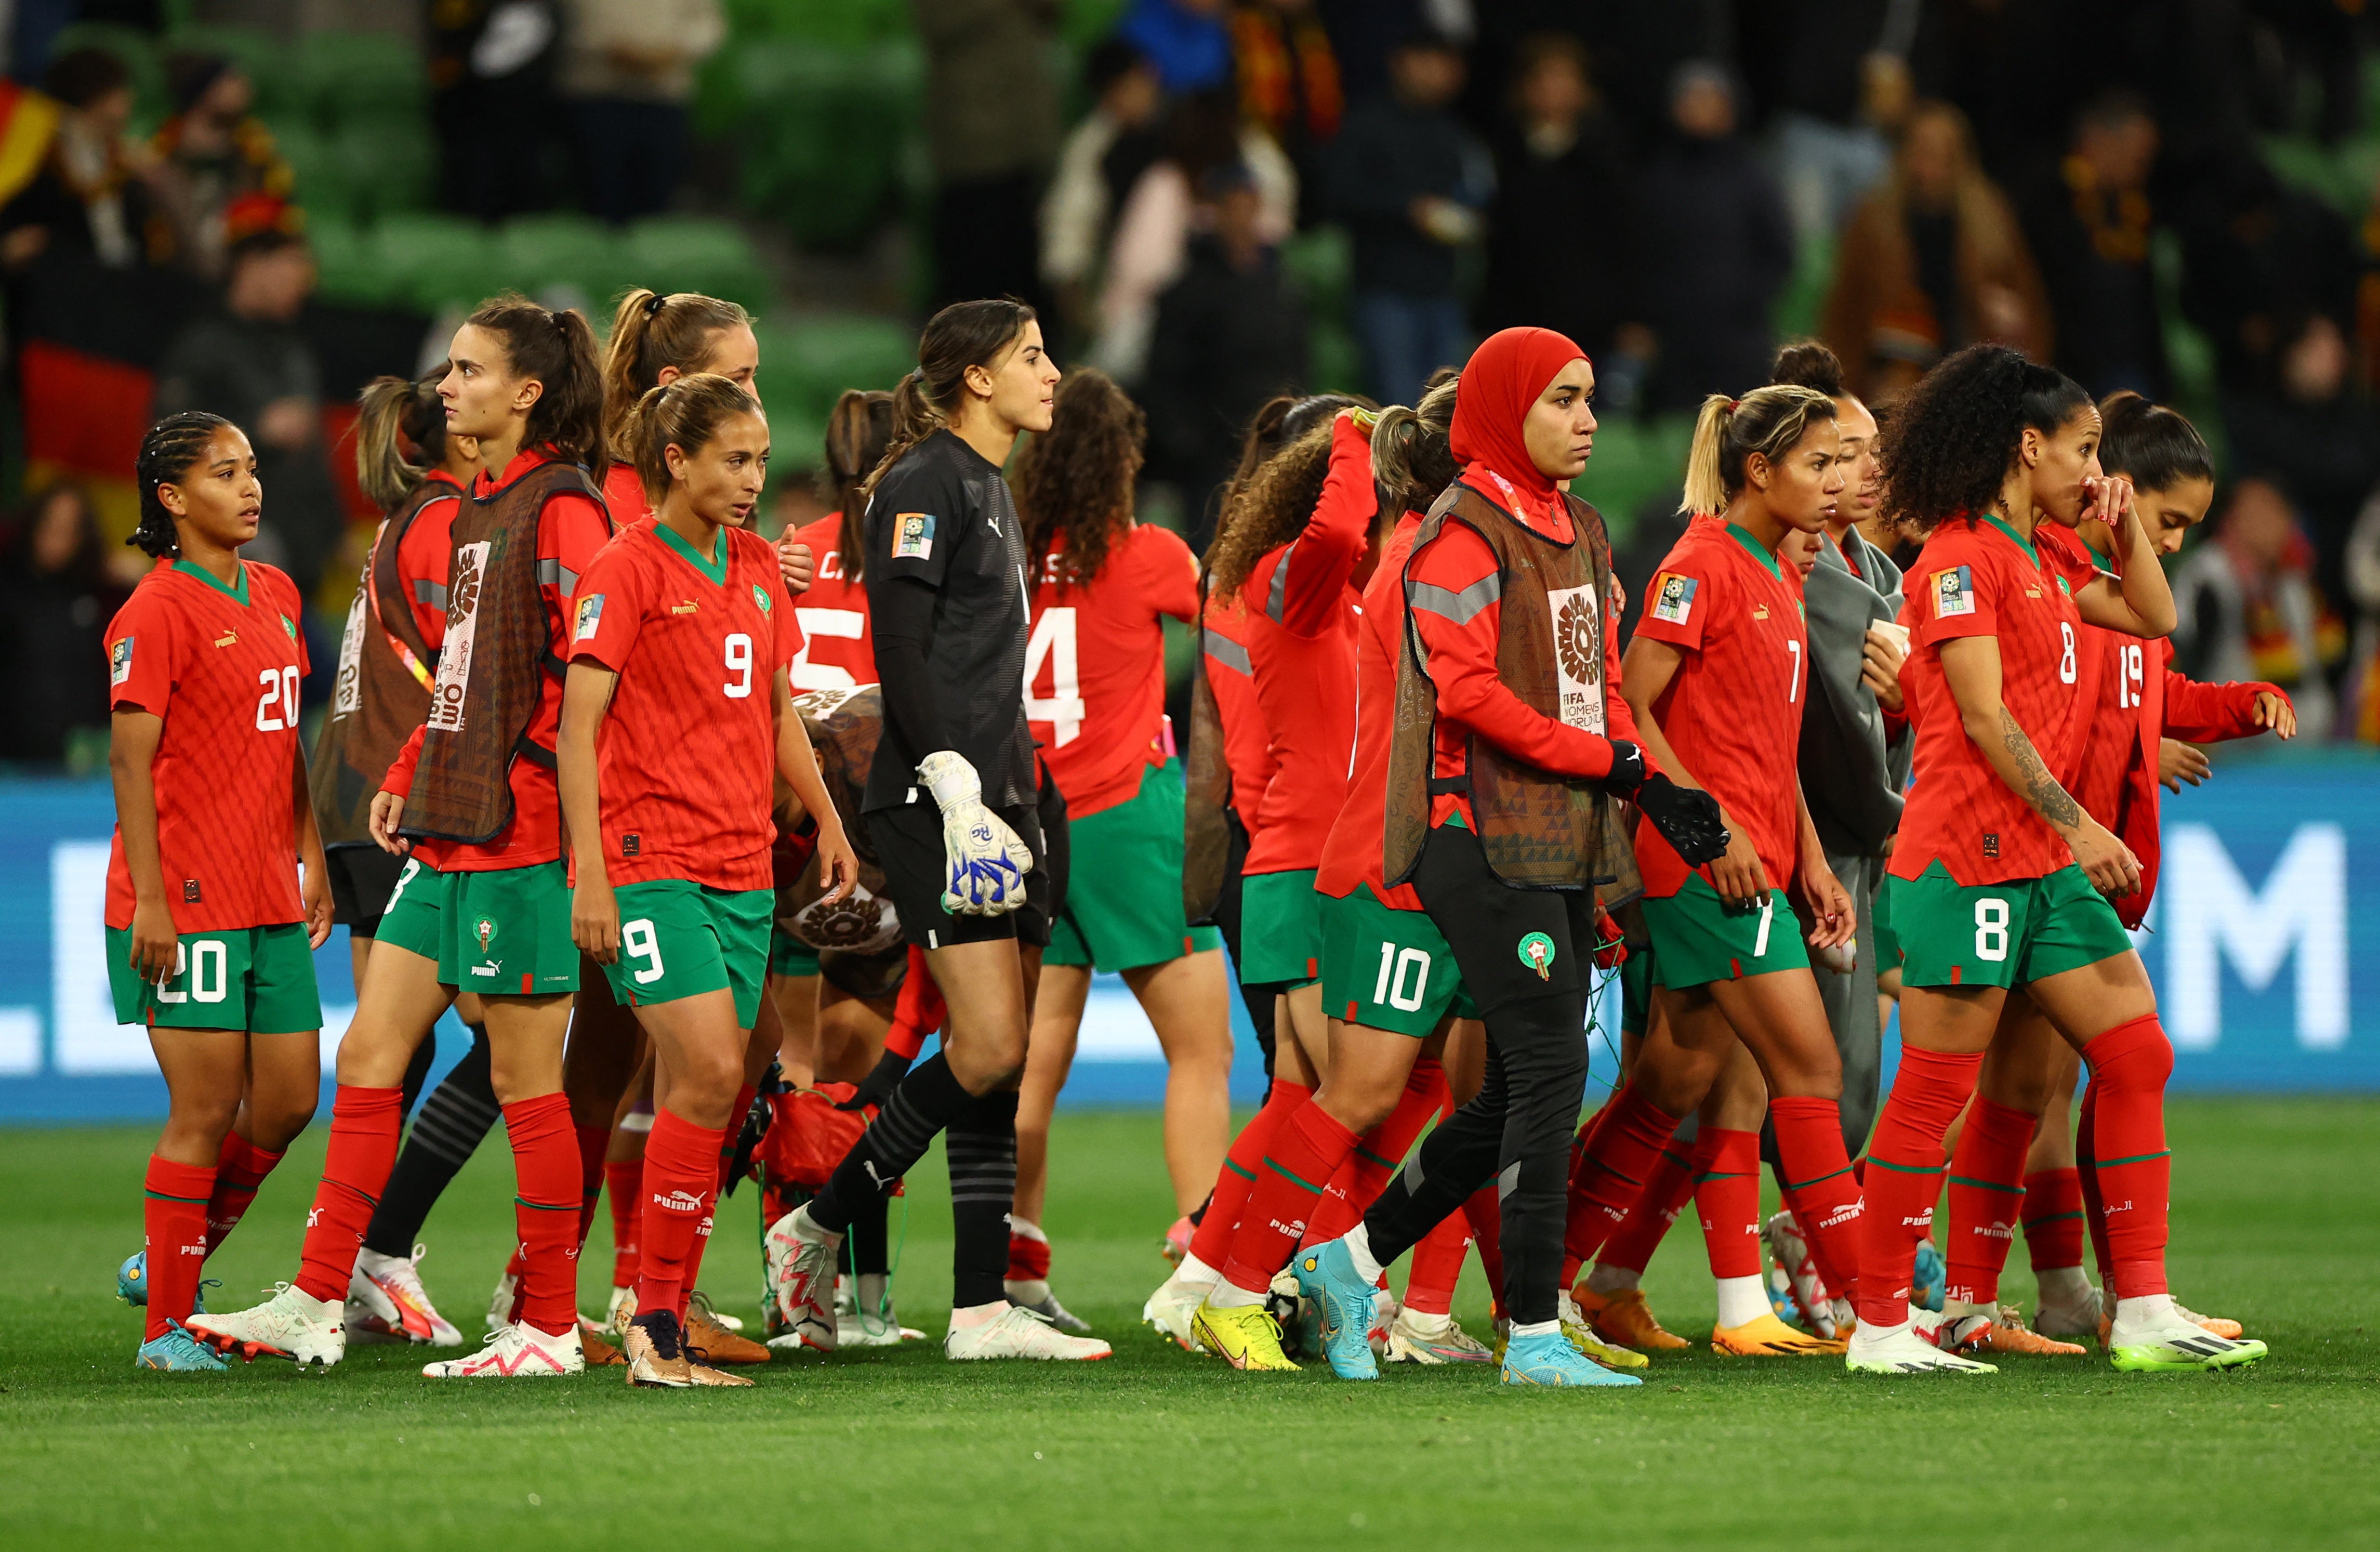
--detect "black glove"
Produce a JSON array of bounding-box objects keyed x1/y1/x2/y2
[
  {"x1": 1634, "y1": 772, "x2": 1729, "y2": 866},
  {"x1": 1603, "y1": 738, "x2": 1647, "y2": 797},
  {"x1": 836, "y1": 1047, "x2": 914, "y2": 1112},
  {"x1": 720, "y1": 1063, "x2": 781, "y2": 1196}
]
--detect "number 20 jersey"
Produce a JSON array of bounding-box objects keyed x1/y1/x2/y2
[{"x1": 570, "y1": 520, "x2": 804, "y2": 890}]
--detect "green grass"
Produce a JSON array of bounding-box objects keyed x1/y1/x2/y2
[{"x1": 4, "y1": 1101, "x2": 2377, "y2": 1550}]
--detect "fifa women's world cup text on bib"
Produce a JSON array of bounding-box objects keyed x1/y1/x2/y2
[
  {"x1": 1547, "y1": 583, "x2": 1607, "y2": 733},
  {"x1": 428, "y1": 540, "x2": 490, "y2": 735}
]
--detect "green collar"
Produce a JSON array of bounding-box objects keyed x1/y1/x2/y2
[
  {"x1": 1724, "y1": 522, "x2": 1783, "y2": 580},
  {"x1": 1980, "y1": 512, "x2": 2040, "y2": 569},
  {"x1": 173, "y1": 558, "x2": 249, "y2": 605},
  {"x1": 655, "y1": 521, "x2": 727, "y2": 586}
]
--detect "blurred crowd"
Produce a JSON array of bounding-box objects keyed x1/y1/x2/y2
[{"x1": 9, "y1": 0, "x2": 2380, "y2": 767}]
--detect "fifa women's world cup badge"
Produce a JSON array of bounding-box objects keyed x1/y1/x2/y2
[{"x1": 1546, "y1": 585, "x2": 1606, "y2": 733}]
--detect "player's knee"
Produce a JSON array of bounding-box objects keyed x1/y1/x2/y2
[{"x1": 254, "y1": 1096, "x2": 318, "y2": 1152}]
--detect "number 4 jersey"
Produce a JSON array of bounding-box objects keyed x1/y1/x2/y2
[
  {"x1": 104, "y1": 558, "x2": 310, "y2": 932},
  {"x1": 571, "y1": 520, "x2": 804, "y2": 890},
  {"x1": 1026, "y1": 523, "x2": 1200, "y2": 820}
]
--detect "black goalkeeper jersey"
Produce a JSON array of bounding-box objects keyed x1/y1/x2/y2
[{"x1": 860, "y1": 428, "x2": 1037, "y2": 813}]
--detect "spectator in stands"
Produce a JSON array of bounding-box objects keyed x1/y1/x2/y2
[
  {"x1": 1042, "y1": 38, "x2": 1165, "y2": 357},
  {"x1": 557, "y1": 0, "x2": 724, "y2": 224},
  {"x1": 1093, "y1": 88, "x2": 1295, "y2": 384},
  {"x1": 146, "y1": 52, "x2": 296, "y2": 282},
  {"x1": 915, "y1": 0, "x2": 1063, "y2": 313},
  {"x1": 1756, "y1": 1, "x2": 1914, "y2": 243},
  {"x1": 2017, "y1": 89, "x2": 2166, "y2": 398},
  {"x1": 1822, "y1": 99, "x2": 2048, "y2": 404},
  {"x1": 2171, "y1": 476, "x2": 2341, "y2": 740},
  {"x1": 429, "y1": 0, "x2": 564, "y2": 222},
  {"x1": 1229, "y1": 0, "x2": 1343, "y2": 226},
  {"x1": 1633, "y1": 61, "x2": 1793, "y2": 413},
  {"x1": 0, "y1": 482, "x2": 130, "y2": 768},
  {"x1": 1325, "y1": 26, "x2": 1490, "y2": 405},
  {"x1": 2224, "y1": 310, "x2": 2380, "y2": 623},
  {"x1": 2181, "y1": 147, "x2": 2359, "y2": 396},
  {"x1": 1142, "y1": 161, "x2": 1308, "y2": 543},
  {"x1": 1119, "y1": 0, "x2": 1233, "y2": 94},
  {"x1": 151, "y1": 231, "x2": 344, "y2": 603},
  {"x1": 0, "y1": 46, "x2": 156, "y2": 273},
  {"x1": 1478, "y1": 34, "x2": 1643, "y2": 394}
]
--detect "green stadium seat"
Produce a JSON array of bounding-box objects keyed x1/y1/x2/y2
[
  {"x1": 305, "y1": 215, "x2": 398, "y2": 307},
  {"x1": 339, "y1": 117, "x2": 438, "y2": 221},
  {"x1": 1574, "y1": 414, "x2": 1695, "y2": 542},
  {"x1": 272, "y1": 123, "x2": 359, "y2": 226},
  {"x1": 1773, "y1": 233, "x2": 1835, "y2": 343},
  {"x1": 755, "y1": 315, "x2": 914, "y2": 428},
  {"x1": 294, "y1": 32, "x2": 427, "y2": 135},
  {"x1": 1282, "y1": 226, "x2": 1352, "y2": 326},
  {"x1": 372, "y1": 213, "x2": 503, "y2": 315},
  {"x1": 626, "y1": 217, "x2": 773, "y2": 313},
  {"x1": 703, "y1": 40, "x2": 919, "y2": 251},
  {"x1": 1307, "y1": 319, "x2": 1364, "y2": 398},
  {"x1": 499, "y1": 214, "x2": 637, "y2": 314}
]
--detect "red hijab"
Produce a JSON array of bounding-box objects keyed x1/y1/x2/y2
[{"x1": 1449, "y1": 326, "x2": 1587, "y2": 519}]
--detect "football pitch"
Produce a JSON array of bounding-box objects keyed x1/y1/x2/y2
[{"x1": 3, "y1": 1100, "x2": 2375, "y2": 1551}]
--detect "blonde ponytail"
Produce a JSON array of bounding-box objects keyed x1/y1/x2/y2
[
  {"x1": 1678, "y1": 385, "x2": 1836, "y2": 517},
  {"x1": 1370, "y1": 374, "x2": 1460, "y2": 518},
  {"x1": 602, "y1": 287, "x2": 752, "y2": 465},
  {"x1": 354, "y1": 373, "x2": 445, "y2": 512}
]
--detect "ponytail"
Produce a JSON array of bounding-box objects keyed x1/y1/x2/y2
[
  {"x1": 462, "y1": 292, "x2": 607, "y2": 477},
  {"x1": 632, "y1": 373, "x2": 763, "y2": 501},
  {"x1": 1680, "y1": 386, "x2": 1837, "y2": 517},
  {"x1": 861, "y1": 298, "x2": 1039, "y2": 502},
  {"x1": 2097, "y1": 390, "x2": 2212, "y2": 493},
  {"x1": 602, "y1": 288, "x2": 753, "y2": 465},
  {"x1": 1878, "y1": 344, "x2": 2092, "y2": 533},
  {"x1": 355, "y1": 372, "x2": 446, "y2": 512},
  {"x1": 1370, "y1": 373, "x2": 1460, "y2": 518},
  {"x1": 823, "y1": 388, "x2": 895, "y2": 584},
  {"x1": 130, "y1": 411, "x2": 234, "y2": 558}
]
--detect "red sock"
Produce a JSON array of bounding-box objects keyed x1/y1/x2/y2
[
  {"x1": 1942, "y1": 1095, "x2": 2033, "y2": 1306},
  {"x1": 637, "y1": 1108, "x2": 728, "y2": 1318},
  {"x1": 1769, "y1": 1094, "x2": 1865, "y2": 1304},
  {"x1": 1563, "y1": 1083, "x2": 1685, "y2": 1268},
  {"x1": 572, "y1": 1123, "x2": 610, "y2": 1248},
  {"x1": 202, "y1": 1133, "x2": 283, "y2": 1261},
  {"x1": 1187, "y1": 1080, "x2": 1310, "y2": 1270},
  {"x1": 1460, "y1": 1183, "x2": 1504, "y2": 1318},
  {"x1": 1404, "y1": 1212, "x2": 1470, "y2": 1316},
  {"x1": 1693, "y1": 1128, "x2": 1763, "y2": 1280},
  {"x1": 1855, "y1": 1047, "x2": 1980, "y2": 1329},
  {"x1": 2022, "y1": 1167, "x2": 2087, "y2": 1274},
  {"x1": 143, "y1": 1154, "x2": 216, "y2": 1340},
  {"x1": 504, "y1": 1093, "x2": 584, "y2": 1335},
  {"x1": 607, "y1": 1156, "x2": 644, "y2": 1287},
  {"x1": 1221, "y1": 1097, "x2": 1356, "y2": 1291},
  {"x1": 717, "y1": 1085, "x2": 758, "y2": 1191},
  {"x1": 2082, "y1": 1014, "x2": 2173, "y2": 1299},
  {"x1": 1559, "y1": 1094, "x2": 1621, "y2": 1284},
  {"x1": 1303, "y1": 1058, "x2": 1446, "y2": 1246},
  {"x1": 1597, "y1": 1134, "x2": 1696, "y2": 1276},
  {"x1": 2075, "y1": 1080, "x2": 2113, "y2": 1280},
  {"x1": 295, "y1": 1085, "x2": 404, "y2": 1303},
  {"x1": 1008, "y1": 1225, "x2": 1051, "y2": 1281}
]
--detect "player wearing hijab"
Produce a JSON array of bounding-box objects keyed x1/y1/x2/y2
[
  {"x1": 1849, "y1": 344, "x2": 2264, "y2": 1375},
  {"x1": 1294, "y1": 327, "x2": 1727, "y2": 1388}
]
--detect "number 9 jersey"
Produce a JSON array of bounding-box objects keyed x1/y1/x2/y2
[
  {"x1": 103, "y1": 558, "x2": 311, "y2": 932},
  {"x1": 570, "y1": 521, "x2": 805, "y2": 890}
]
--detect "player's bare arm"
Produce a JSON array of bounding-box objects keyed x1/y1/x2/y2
[
  {"x1": 557, "y1": 660, "x2": 622, "y2": 962},
  {"x1": 106, "y1": 707, "x2": 176, "y2": 983},
  {"x1": 2072, "y1": 474, "x2": 2178, "y2": 638},
  {"x1": 290, "y1": 740, "x2": 333, "y2": 949},
  {"x1": 1620, "y1": 632, "x2": 1767, "y2": 906},
  {"x1": 771, "y1": 670, "x2": 856, "y2": 904}
]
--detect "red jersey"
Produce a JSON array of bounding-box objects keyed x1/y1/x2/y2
[
  {"x1": 1027, "y1": 523, "x2": 1199, "y2": 818},
  {"x1": 393, "y1": 471, "x2": 465, "y2": 654},
  {"x1": 786, "y1": 512, "x2": 877, "y2": 690},
  {"x1": 104, "y1": 559, "x2": 309, "y2": 931},
  {"x1": 1890, "y1": 515, "x2": 2086, "y2": 887},
  {"x1": 1237, "y1": 415, "x2": 1373, "y2": 874},
  {"x1": 571, "y1": 519, "x2": 802, "y2": 890},
  {"x1": 1404, "y1": 480, "x2": 1644, "y2": 833},
  {"x1": 1317, "y1": 512, "x2": 1426, "y2": 908},
  {"x1": 602, "y1": 462, "x2": 650, "y2": 528},
  {"x1": 381, "y1": 449, "x2": 614, "y2": 872},
  {"x1": 1201, "y1": 590, "x2": 1275, "y2": 833},
  {"x1": 1631, "y1": 520, "x2": 1809, "y2": 898}
]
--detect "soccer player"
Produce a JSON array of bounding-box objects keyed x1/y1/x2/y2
[
  {"x1": 560, "y1": 372, "x2": 858, "y2": 1386},
  {"x1": 1848, "y1": 343, "x2": 2266, "y2": 1375},
  {"x1": 1009, "y1": 367, "x2": 1231, "y2": 1329},
  {"x1": 191, "y1": 295, "x2": 614, "y2": 1378},
  {"x1": 763, "y1": 299, "x2": 1111, "y2": 1362},
  {"x1": 1295, "y1": 327, "x2": 1727, "y2": 1388},
  {"x1": 107, "y1": 412, "x2": 333, "y2": 1371},
  {"x1": 1577, "y1": 384, "x2": 1873, "y2": 1358}
]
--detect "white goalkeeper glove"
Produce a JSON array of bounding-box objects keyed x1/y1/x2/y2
[{"x1": 918, "y1": 751, "x2": 1033, "y2": 916}]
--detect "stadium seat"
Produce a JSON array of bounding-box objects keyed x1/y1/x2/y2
[
  {"x1": 306, "y1": 215, "x2": 398, "y2": 308},
  {"x1": 626, "y1": 217, "x2": 773, "y2": 313},
  {"x1": 371, "y1": 213, "x2": 503, "y2": 315},
  {"x1": 1575, "y1": 414, "x2": 1695, "y2": 539},
  {"x1": 755, "y1": 315, "x2": 915, "y2": 428},
  {"x1": 339, "y1": 117, "x2": 438, "y2": 221},
  {"x1": 499, "y1": 213, "x2": 637, "y2": 314},
  {"x1": 704, "y1": 40, "x2": 919, "y2": 251},
  {"x1": 1281, "y1": 225, "x2": 1352, "y2": 326},
  {"x1": 273, "y1": 124, "x2": 359, "y2": 226},
  {"x1": 294, "y1": 32, "x2": 427, "y2": 135},
  {"x1": 1773, "y1": 233, "x2": 1836, "y2": 343}
]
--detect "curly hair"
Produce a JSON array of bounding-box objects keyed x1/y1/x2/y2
[
  {"x1": 1876, "y1": 344, "x2": 2091, "y2": 532},
  {"x1": 1013, "y1": 368, "x2": 1146, "y2": 591},
  {"x1": 1205, "y1": 419, "x2": 1335, "y2": 601},
  {"x1": 130, "y1": 412, "x2": 235, "y2": 558},
  {"x1": 1207, "y1": 392, "x2": 1367, "y2": 538}
]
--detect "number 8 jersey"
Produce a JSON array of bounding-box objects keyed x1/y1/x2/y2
[
  {"x1": 570, "y1": 521, "x2": 804, "y2": 890},
  {"x1": 103, "y1": 558, "x2": 310, "y2": 932},
  {"x1": 1890, "y1": 514, "x2": 2086, "y2": 887}
]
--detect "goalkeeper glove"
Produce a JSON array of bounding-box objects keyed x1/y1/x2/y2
[
  {"x1": 1634, "y1": 773, "x2": 1729, "y2": 866},
  {"x1": 836, "y1": 1048, "x2": 914, "y2": 1112},
  {"x1": 919, "y1": 750, "x2": 1033, "y2": 915}
]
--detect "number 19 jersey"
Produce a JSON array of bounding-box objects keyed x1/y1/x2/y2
[{"x1": 571, "y1": 521, "x2": 803, "y2": 890}]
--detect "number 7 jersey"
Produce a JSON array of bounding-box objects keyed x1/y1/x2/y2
[{"x1": 570, "y1": 520, "x2": 804, "y2": 890}]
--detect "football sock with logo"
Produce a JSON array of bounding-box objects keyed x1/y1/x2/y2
[
  {"x1": 504, "y1": 1094, "x2": 584, "y2": 1335},
  {"x1": 1222, "y1": 1097, "x2": 1356, "y2": 1293},
  {"x1": 946, "y1": 1088, "x2": 1020, "y2": 1310},
  {"x1": 362, "y1": 1024, "x2": 498, "y2": 1259},
  {"x1": 1403, "y1": 1212, "x2": 1472, "y2": 1317},
  {"x1": 2021, "y1": 1167, "x2": 2087, "y2": 1277},
  {"x1": 1855, "y1": 1048, "x2": 1980, "y2": 1330},
  {"x1": 296, "y1": 1085, "x2": 405, "y2": 1303},
  {"x1": 606, "y1": 1155, "x2": 643, "y2": 1287},
  {"x1": 1302, "y1": 1058, "x2": 1447, "y2": 1246},
  {"x1": 143, "y1": 1154, "x2": 217, "y2": 1341},
  {"x1": 1562, "y1": 1083, "x2": 1688, "y2": 1270},
  {"x1": 1594, "y1": 1132, "x2": 1698, "y2": 1282},
  {"x1": 1768, "y1": 1095, "x2": 1865, "y2": 1300},
  {"x1": 202, "y1": 1132, "x2": 283, "y2": 1262},
  {"x1": 2082, "y1": 1015, "x2": 2175, "y2": 1299},
  {"x1": 1693, "y1": 1128, "x2": 1764, "y2": 1281},
  {"x1": 809, "y1": 1053, "x2": 976, "y2": 1234},
  {"x1": 1186, "y1": 1080, "x2": 1311, "y2": 1271},
  {"x1": 636, "y1": 1109, "x2": 725, "y2": 1318},
  {"x1": 1942, "y1": 1096, "x2": 2035, "y2": 1308}
]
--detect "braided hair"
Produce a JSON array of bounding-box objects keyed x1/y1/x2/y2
[{"x1": 130, "y1": 412, "x2": 235, "y2": 558}]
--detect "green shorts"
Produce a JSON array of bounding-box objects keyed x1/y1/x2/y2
[
  {"x1": 376, "y1": 856, "x2": 579, "y2": 995},
  {"x1": 1620, "y1": 947, "x2": 1654, "y2": 1036},
  {"x1": 1641, "y1": 877, "x2": 1813, "y2": 989},
  {"x1": 1886, "y1": 860, "x2": 2133, "y2": 990},
  {"x1": 1239, "y1": 867, "x2": 1323, "y2": 987},
  {"x1": 1317, "y1": 884, "x2": 1479, "y2": 1037},
  {"x1": 107, "y1": 922, "x2": 322, "y2": 1033},
  {"x1": 770, "y1": 925, "x2": 821, "y2": 980},
  {"x1": 605, "y1": 879, "x2": 774, "y2": 1028},
  {"x1": 1045, "y1": 762, "x2": 1223, "y2": 971}
]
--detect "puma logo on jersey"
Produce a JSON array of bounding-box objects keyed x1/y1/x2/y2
[
  {"x1": 672, "y1": 600, "x2": 699, "y2": 615},
  {"x1": 213, "y1": 630, "x2": 238, "y2": 648},
  {"x1": 1753, "y1": 603, "x2": 1770, "y2": 620}
]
